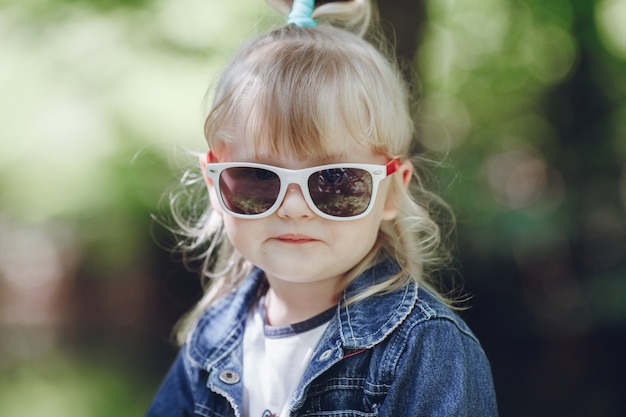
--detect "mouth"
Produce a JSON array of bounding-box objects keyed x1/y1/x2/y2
[{"x1": 274, "y1": 233, "x2": 319, "y2": 244}]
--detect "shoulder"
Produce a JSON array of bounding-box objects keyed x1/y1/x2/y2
[
  {"x1": 385, "y1": 286, "x2": 491, "y2": 381},
  {"x1": 376, "y1": 286, "x2": 494, "y2": 387},
  {"x1": 371, "y1": 287, "x2": 498, "y2": 416}
]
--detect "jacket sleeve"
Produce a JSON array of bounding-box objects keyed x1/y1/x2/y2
[
  {"x1": 379, "y1": 318, "x2": 498, "y2": 417},
  {"x1": 145, "y1": 347, "x2": 196, "y2": 417}
]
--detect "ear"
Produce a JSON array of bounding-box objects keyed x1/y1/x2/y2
[
  {"x1": 199, "y1": 152, "x2": 224, "y2": 217},
  {"x1": 381, "y1": 160, "x2": 413, "y2": 221}
]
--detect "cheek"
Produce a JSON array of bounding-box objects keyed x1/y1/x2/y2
[
  {"x1": 221, "y1": 216, "x2": 262, "y2": 254},
  {"x1": 329, "y1": 216, "x2": 382, "y2": 252},
  {"x1": 222, "y1": 216, "x2": 243, "y2": 242}
]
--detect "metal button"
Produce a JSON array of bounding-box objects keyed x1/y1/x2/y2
[
  {"x1": 219, "y1": 370, "x2": 240, "y2": 384},
  {"x1": 319, "y1": 349, "x2": 333, "y2": 361}
]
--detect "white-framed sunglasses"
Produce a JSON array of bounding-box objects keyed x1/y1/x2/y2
[{"x1": 204, "y1": 153, "x2": 400, "y2": 221}]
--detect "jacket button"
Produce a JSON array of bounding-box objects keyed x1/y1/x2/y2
[
  {"x1": 219, "y1": 370, "x2": 240, "y2": 384},
  {"x1": 319, "y1": 349, "x2": 333, "y2": 361}
]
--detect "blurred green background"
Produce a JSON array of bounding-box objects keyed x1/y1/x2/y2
[{"x1": 0, "y1": 0, "x2": 625, "y2": 416}]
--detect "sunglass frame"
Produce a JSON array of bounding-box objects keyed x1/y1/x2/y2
[{"x1": 205, "y1": 158, "x2": 400, "y2": 221}]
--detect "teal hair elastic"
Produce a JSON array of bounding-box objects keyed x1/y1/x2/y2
[{"x1": 287, "y1": 0, "x2": 317, "y2": 27}]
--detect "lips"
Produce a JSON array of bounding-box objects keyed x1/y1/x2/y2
[{"x1": 274, "y1": 233, "x2": 318, "y2": 243}]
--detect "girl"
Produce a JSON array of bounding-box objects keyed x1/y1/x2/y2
[{"x1": 147, "y1": 0, "x2": 497, "y2": 416}]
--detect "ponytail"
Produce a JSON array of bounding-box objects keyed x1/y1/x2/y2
[{"x1": 266, "y1": 0, "x2": 372, "y2": 36}]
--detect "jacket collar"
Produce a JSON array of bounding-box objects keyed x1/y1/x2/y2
[
  {"x1": 338, "y1": 260, "x2": 418, "y2": 349},
  {"x1": 187, "y1": 260, "x2": 418, "y2": 367}
]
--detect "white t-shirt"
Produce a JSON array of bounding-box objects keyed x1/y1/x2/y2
[{"x1": 242, "y1": 297, "x2": 335, "y2": 417}]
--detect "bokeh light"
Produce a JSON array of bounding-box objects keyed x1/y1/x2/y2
[{"x1": 596, "y1": 0, "x2": 626, "y2": 59}]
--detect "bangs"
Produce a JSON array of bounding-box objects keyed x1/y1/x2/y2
[{"x1": 206, "y1": 54, "x2": 381, "y2": 159}]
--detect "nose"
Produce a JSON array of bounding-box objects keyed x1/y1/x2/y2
[{"x1": 276, "y1": 183, "x2": 314, "y2": 219}]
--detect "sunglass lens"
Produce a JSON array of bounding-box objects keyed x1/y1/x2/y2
[
  {"x1": 308, "y1": 168, "x2": 372, "y2": 217},
  {"x1": 219, "y1": 167, "x2": 281, "y2": 215}
]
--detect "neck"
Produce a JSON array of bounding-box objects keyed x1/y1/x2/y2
[{"x1": 263, "y1": 276, "x2": 341, "y2": 327}]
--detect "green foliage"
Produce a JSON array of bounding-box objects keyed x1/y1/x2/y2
[
  {"x1": 417, "y1": 0, "x2": 626, "y2": 330},
  {"x1": 0, "y1": 353, "x2": 153, "y2": 417}
]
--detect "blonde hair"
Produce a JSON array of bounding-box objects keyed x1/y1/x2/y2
[{"x1": 167, "y1": 0, "x2": 457, "y2": 344}]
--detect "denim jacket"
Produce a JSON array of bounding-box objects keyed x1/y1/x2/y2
[{"x1": 146, "y1": 261, "x2": 498, "y2": 416}]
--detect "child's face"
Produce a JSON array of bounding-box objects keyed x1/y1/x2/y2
[{"x1": 204, "y1": 141, "x2": 409, "y2": 289}]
